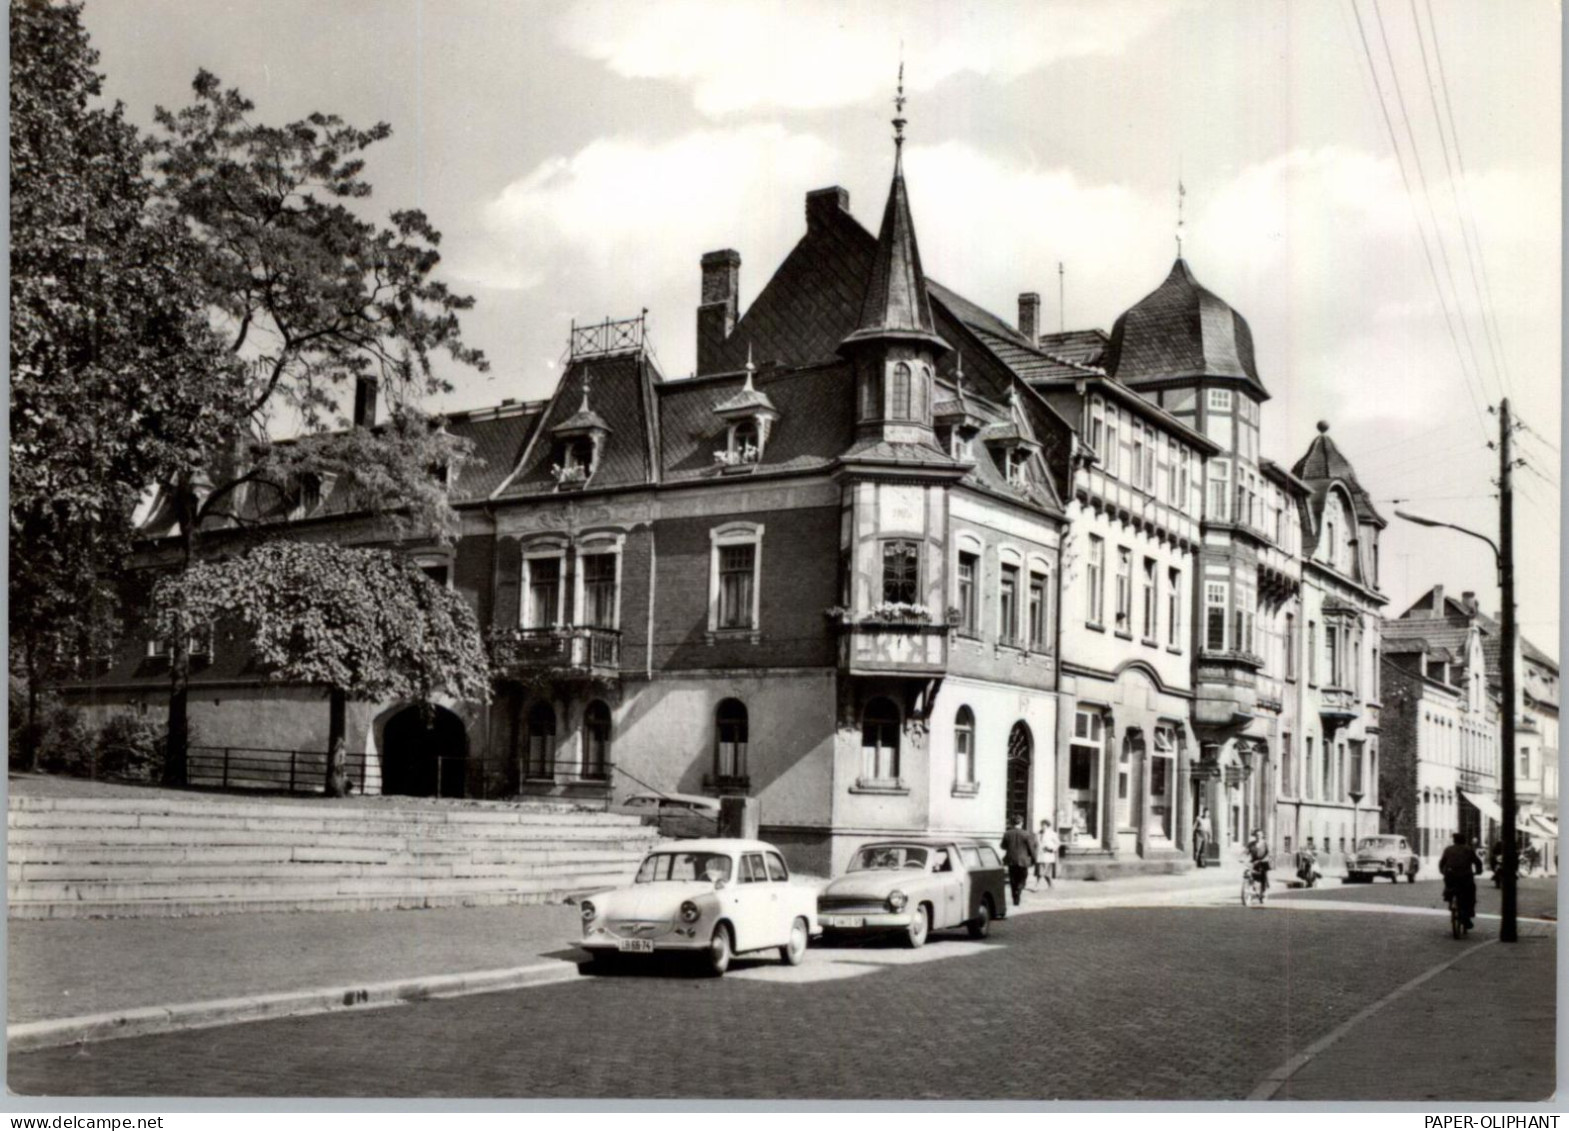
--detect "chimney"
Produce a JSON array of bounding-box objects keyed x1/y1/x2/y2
[
  {"x1": 1018, "y1": 292, "x2": 1041, "y2": 344},
  {"x1": 1462, "y1": 591, "x2": 1479, "y2": 616},
  {"x1": 353, "y1": 375, "x2": 379, "y2": 428},
  {"x1": 805, "y1": 186, "x2": 850, "y2": 231},
  {"x1": 696, "y1": 249, "x2": 741, "y2": 376},
  {"x1": 1429, "y1": 585, "x2": 1445, "y2": 618}
]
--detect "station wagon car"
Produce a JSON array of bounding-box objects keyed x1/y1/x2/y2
[
  {"x1": 577, "y1": 838, "x2": 818, "y2": 975},
  {"x1": 614, "y1": 792, "x2": 722, "y2": 840},
  {"x1": 816, "y1": 838, "x2": 1008, "y2": 947},
  {"x1": 1346, "y1": 834, "x2": 1420, "y2": 883}
]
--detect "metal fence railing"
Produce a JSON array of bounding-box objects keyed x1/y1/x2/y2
[
  {"x1": 185, "y1": 746, "x2": 621, "y2": 804},
  {"x1": 187, "y1": 745, "x2": 371, "y2": 795}
]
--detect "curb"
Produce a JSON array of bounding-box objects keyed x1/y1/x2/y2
[{"x1": 7, "y1": 958, "x2": 582, "y2": 1053}]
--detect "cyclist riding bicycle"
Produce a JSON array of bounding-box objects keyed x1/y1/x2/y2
[
  {"x1": 1438, "y1": 831, "x2": 1483, "y2": 931},
  {"x1": 1245, "y1": 829, "x2": 1272, "y2": 894}
]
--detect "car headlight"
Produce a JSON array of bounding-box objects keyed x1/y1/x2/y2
[
  {"x1": 887, "y1": 890, "x2": 908, "y2": 912},
  {"x1": 580, "y1": 900, "x2": 596, "y2": 922},
  {"x1": 680, "y1": 900, "x2": 701, "y2": 923},
  {"x1": 1386, "y1": 857, "x2": 1396, "y2": 866}
]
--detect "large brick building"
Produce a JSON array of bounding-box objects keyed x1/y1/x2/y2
[{"x1": 81, "y1": 118, "x2": 1394, "y2": 877}]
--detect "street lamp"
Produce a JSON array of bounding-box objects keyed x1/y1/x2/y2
[{"x1": 1395, "y1": 506, "x2": 1518, "y2": 943}]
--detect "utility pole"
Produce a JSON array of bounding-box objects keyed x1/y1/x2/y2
[{"x1": 1499, "y1": 398, "x2": 1518, "y2": 942}]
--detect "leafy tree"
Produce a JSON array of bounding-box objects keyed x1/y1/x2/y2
[
  {"x1": 147, "y1": 70, "x2": 489, "y2": 781},
  {"x1": 154, "y1": 542, "x2": 491, "y2": 796},
  {"x1": 8, "y1": 0, "x2": 247, "y2": 752}
]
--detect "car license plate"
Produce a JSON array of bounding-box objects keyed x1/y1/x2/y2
[
  {"x1": 825, "y1": 915, "x2": 865, "y2": 928},
  {"x1": 617, "y1": 938, "x2": 655, "y2": 953}
]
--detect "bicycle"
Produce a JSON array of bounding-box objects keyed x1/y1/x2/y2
[
  {"x1": 1241, "y1": 863, "x2": 1267, "y2": 907},
  {"x1": 1443, "y1": 884, "x2": 1473, "y2": 939}
]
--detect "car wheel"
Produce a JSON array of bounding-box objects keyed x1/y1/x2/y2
[
  {"x1": 706, "y1": 924, "x2": 733, "y2": 977},
  {"x1": 1407, "y1": 868, "x2": 1418, "y2": 884},
  {"x1": 967, "y1": 899, "x2": 992, "y2": 940},
  {"x1": 779, "y1": 917, "x2": 808, "y2": 966},
  {"x1": 588, "y1": 952, "x2": 622, "y2": 974},
  {"x1": 904, "y1": 904, "x2": 930, "y2": 949},
  {"x1": 1392, "y1": 867, "x2": 1402, "y2": 883}
]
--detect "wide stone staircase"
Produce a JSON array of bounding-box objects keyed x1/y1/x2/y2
[{"x1": 7, "y1": 792, "x2": 661, "y2": 920}]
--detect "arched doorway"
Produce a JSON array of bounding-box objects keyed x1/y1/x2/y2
[
  {"x1": 382, "y1": 705, "x2": 468, "y2": 798},
  {"x1": 1006, "y1": 722, "x2": 1033, "y2": 828}
]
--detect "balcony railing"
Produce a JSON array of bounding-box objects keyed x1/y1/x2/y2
[
  {"x1": 836, "y1": 621, "x2": 950, "y2": 677},
  {"x1": 569, "y1": 314, "x2": 645, "y2": 360},
  {"x1": 493, "y1": 626, "x2": 622, "y2": 679}
]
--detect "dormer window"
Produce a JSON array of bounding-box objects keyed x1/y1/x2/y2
[
  {"x1": 551, "y1": 437, "x2": 595, "y2": 487},
  {"x1": 712, "y1": 346, "x2": 779, "y2": 469},
  {"x1": 1006, "y1": 449, "x2": 1029, "y2": 485}
]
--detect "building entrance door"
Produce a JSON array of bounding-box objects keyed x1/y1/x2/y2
[
  {"x1": 1117, "y1": 731, "x2": 1142, "y2": 830},
  {"x1": 382, "y1": 705, "x2": 468, "y2": 797},
  {"x1": 1006, "y1": 722, "x2": 1033, "y2": 829}
]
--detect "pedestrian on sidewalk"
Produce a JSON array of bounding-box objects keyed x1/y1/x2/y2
[
  {"x1": 1000, "y1": 815, "x2": 1038, "y2": 908},
  {"x1": 1193, "y1": 807, "x2": 1213, "y2": 868},
  {"x1": 1033, "y1": 819, "x2": 1060, "y2": 890}
]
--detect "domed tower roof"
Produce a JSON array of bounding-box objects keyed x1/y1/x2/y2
[{"x1": 1104, "y1": 258, "x2": 1267, "y2": 399}]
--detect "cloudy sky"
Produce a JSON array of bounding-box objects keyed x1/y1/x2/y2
[{"x1": 82, "y1": 0, "x2": 1561, "y2": 651}]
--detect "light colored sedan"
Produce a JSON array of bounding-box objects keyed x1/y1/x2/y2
[
  {"x1": 1346, "y1": 834, "x2": 1420, "y2": 883},
  {"x1": 816, "y1": 838, "x2": 1008, "y2": 947},
  {"x1": 577, "y1": 838, "x2": 818, "y2": 975}
]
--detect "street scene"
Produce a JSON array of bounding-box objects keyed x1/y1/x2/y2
[{"x1": 8, "y1": 0, "x2": 1560, "y2": 1108}]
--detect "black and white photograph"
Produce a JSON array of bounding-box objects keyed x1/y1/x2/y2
[{"x1": 6, "y1": 0, "x2": 1561, "y2": 1107}]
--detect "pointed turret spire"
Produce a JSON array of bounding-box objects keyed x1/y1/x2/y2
[{"x1": 839, "y1": 62, "x2": 947, "y2": 356}]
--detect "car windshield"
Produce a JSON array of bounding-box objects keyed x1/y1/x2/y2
[
  {"x1": 848, "y1": 846, "x2": 929, "y2": 871},
  {"x1": 634, "y1": 851, "x2": 733, "y2": 884},
  {"x1": 1358, "y1": 838, "x2": 1398, "y2": 851}
]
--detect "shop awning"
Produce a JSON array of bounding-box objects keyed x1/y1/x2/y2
[
  {"x1": 1461, "y1": 790, "x2": 1503, "y2": 823},
  {"x1": 1528, "y1": 815, "x2": 1559, "y2": 840}
]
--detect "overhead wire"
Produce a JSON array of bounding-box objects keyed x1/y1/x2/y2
[
  {"x1": 1423, "y1": 0, "x2": 1519, "y2": 400},
  {"x1": 1348, "y1": 0, "x2": 1490, "y2": 440},
  {"x1": 1408, "y1": 0, "x2": 1510, "y2": 403},
  {"x1": 1370, "y1": 0, "x2": 1493, "y2": 410}
]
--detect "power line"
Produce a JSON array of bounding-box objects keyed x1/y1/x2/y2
[
  {"x1": 1518, "y1": 419, "x2": 1560, "y2": 455},
  {"x1": 1409, "y1": 0, "x2": 1510, "y2": 402},
  {"x1": 1349, "y1": 0, "x2": 1489, "y2": 440},
  {"x1": 1423, "y1": 0, "x2": 1518, "y2": 400},
  {"x1": 1370, "y1": 0, "x2": 1492, "y2": 409}
]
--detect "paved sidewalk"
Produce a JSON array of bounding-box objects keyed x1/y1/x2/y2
[{"x1": 1267, "y1": 931, "x2": 1557, "y2": 1102}]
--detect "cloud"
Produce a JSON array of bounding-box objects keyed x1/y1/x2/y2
[
  {"x1": 556, "y1": 0, "x2": 1183, "y2": 116},
  {"x1": 456, "y1": 124, "x2": 839, "y2": 295}
]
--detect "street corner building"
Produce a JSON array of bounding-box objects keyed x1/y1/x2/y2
[
  {"x1": 76, "y1": 122, "x2": 1404, "y2": 880},
  {"x1": 1376, "y1": 586, "x2": 1559, "y2": 872}
]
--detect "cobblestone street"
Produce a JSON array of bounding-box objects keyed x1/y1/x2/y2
[{"x1": 10, "y1": 896, "x2": 1553, "y2": 1100}]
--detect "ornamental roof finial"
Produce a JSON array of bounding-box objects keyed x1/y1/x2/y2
[
  {"x1": 893, "y1": 52, "x2": 907, "y2": 152},
  {"x1": 1176, "y1": 178, "x2": 1186, "y2": 259},
  {"x1": 743, "y1": 342, "x2": 756, "y2": 391},
  {"x1": 579, "y1": 366, "x2": 592, "y2": 413}
]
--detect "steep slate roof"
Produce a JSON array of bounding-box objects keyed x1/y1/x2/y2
[
  {"x1": 1036, "y1": 329, "x2": 1109, "y2": 367},
  {"x1": 446, "y1": 405, "x2": 544, "y2": 502},
  {"x1": 1104, "y1": 258, "x2": 1267, "y2": 399},
  {"x1": 494, "y1": 352, "x2": 656, "y2": 498},
  {"x1": 1381, "y1": 616, "x2": 1475, "y2": 660},
  {"x1": 657, "y1": 363, "x2": 853, "y2": 484},
  {"x1": 840, "y1": 148, "x2": 947, "y2": 354},
  {"x1": 1292, "y1": 423, "x2": 1387, "y2": 528}
]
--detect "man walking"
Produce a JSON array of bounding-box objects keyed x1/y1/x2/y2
[{"x1": 1000, "y1": 815, "x2": 1038, "y2": 908}]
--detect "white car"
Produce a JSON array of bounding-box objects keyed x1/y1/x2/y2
[{"x1": 577, "y1": 838, "x2": 818, "y2": 975}]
